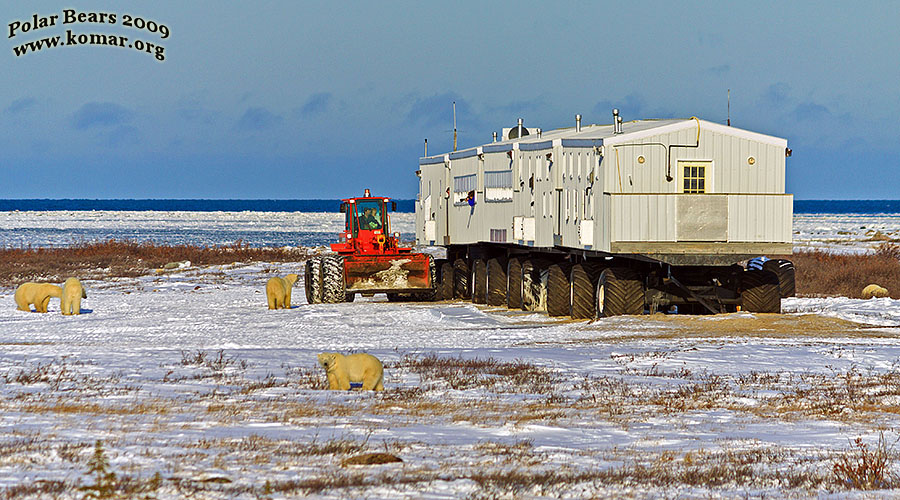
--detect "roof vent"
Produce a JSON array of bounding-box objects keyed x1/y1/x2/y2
[
  {"x1": 506, "y1": 118, "x2": 530, "y2": 140},
  {"x1": 576, "y1": 114, "x2": 582, "y2": 132},
  {"x1": 612, "y1": 109, "x2": 621, "y2": 134}
]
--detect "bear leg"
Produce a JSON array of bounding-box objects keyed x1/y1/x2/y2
[
  {"x1": 267, "y1": 292, "x2": 277, "y2": 310},
  {"x1": 38, "y1": 295, "x2": 51, "y2": 313}
]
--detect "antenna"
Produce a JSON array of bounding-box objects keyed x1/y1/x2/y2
[
  {"x1": 452, "y1": 101, "x2": 457, "y2": 152},
  {"x1": 727, "y1": 89, "x2": 731, "y2": 126},
  {"x1": 424, "y1": 138, "x2": 428, "y2": 157}
]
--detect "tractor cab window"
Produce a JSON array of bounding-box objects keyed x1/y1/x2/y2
[{"x1": 356, "y1": 200, "x2": 384, "y2": 231}]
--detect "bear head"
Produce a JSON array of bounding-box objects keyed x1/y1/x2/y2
[
  {"x1": 317, "y1": 353, "x2": 338, "y2": 371},
  {"x1": 285, "y1": 274, "x2": 299, "y2": 286}
]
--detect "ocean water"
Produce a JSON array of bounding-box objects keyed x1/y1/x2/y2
[{"x1": 0, "y1": 199, "x2": 416, "y2": 213}]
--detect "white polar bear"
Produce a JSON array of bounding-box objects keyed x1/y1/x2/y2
[
  {"x1": 862, "y1": 284, "x2": 889, "y2": 299},
  {"x1": 317, "y1": 352, "x2": 384, "y2": 391},
  {"x1": 266, "y1": 274, "x2": 298, "y2": 309},
  {"x1": 14, "y1": 282, "x2": 62, "y2": 313},
  {"x1": 60, "y1": 277, "x2": 87, "y2": 315}
]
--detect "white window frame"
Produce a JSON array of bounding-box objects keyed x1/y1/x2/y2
[
  {"x1": 453, "y1": 174, "x2": 476, "y2": 205},
  {"x1": 484, "y1": 169, "x2": 513, "y2": 202}
]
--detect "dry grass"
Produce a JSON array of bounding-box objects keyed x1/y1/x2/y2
[
  {"x1": 0, "y1": 239, "x2": 312, "y2": 286},
  {"x1": 793, "y1": 243, "x2": 900, "y2": 298}
]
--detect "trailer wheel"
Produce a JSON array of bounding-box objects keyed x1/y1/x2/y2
[
  {"x1": 321, "y1": 255, "x2": 346, "y2": 304},
  {"x1": 741, "y1": 269, "x2": 781, "y2": 313},
  {"x1": 487, "y1": 258, "x2": 508, "y2": 307},
  {"x1": 453, "y1": 259, "x2": 470, "y2": 299},
  {"x1": 547, "y1": 262, "x2": 574, "y2": 317},
  {"x1": 570, "y1": 262, "x2": 603, "y2": 319},
  {"x1": 304, "y1": 257, "x2": 323, "y2": 304},
  {"x1": 472, "y1": 259, "x2": 488, "y2": 304},
  {"x1": 596, "y1": 267, "x2": 644, "y2": 317},
  {"x1": 521, "y1": 259, "x2": 549, "y2": 311},
  {"x1": 763, "y1": 259, "x2": 796, "y2": 298},
  {"x1": 438, "y1": 262, "x2": 454, "y2": 301},
  {"x1": 506, "y1": 258, "x2": 523, "y2": 309}
]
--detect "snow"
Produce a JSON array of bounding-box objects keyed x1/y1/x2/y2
[{"x1": 2, "y1": 212, "x2": 900, "y2": 498}]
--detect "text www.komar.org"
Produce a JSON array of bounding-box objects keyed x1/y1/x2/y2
[{"x1": 8, "y1": 9, "x2": 167, "y2": 61}]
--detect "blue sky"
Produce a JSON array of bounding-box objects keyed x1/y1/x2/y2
[{"x1": 2, "y1": 1, "x2": 899, "y2": 199}]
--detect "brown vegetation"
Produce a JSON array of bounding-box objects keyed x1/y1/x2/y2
[
  {"x1": 793, "y1": 243, "x2": 900, "y2": 298},
  {"x1": 0, "y1": 239, "x2": 311, "y2": 286}
]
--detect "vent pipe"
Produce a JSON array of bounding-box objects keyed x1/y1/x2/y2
[
  {"x1": 612, "y1": 108, "x2": 620, "y2": 134},
  {"x1": 576, "y1": 114, "x2": 582, "y2": 132},
  {"x1": 424, "y1": 138, "x2": 427, "y2": 157},
  {"x1": 492, "y1": 131, "x2": 497, "y2": 143},
  {"x1": 517, "y1": 118, "x2": 524, "y2": 140},
  {"x1": 617, "y1": 116, "x2": 623, "y2": 134}
]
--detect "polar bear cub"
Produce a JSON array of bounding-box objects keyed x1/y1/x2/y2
[
  {"x1": 318, "y1": 352, "x2": 384, "y2": 391},
  {"x1": 61, "y1": 278, "x2": 87, "y2": 315},
  {"x1": 266, "y1": 273, "x2": 299, "y2": 309},
  {"x1": 14, "y1": 283, "x2": 62, "y2": 313}
]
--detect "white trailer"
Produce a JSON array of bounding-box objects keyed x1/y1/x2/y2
[{"x1": 415, "y1": 111, "x2": 794, "y2": 316}]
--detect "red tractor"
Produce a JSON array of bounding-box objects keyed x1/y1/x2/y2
[{"x1": 305, "y1": 190, "x2": 435, "y2": 303}]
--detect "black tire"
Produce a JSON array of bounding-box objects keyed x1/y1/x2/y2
[
  {"x1": 506, "y1": 258, "x2": 523, "y2": 309},
  {"x1": 472, "y1": 258, "x2": 487, "y2": 304},
  {"x1": 487, "y1": 258, "x2": 508, "y2": 307},
  {"x1": 547, "y1": 262, "x2": 574, "y2": 317},
  {"x1": 438, "y1": 262, "x2": 454, "y2": 301},
  {"x1": 453, "y1": 259, "x2": 470, "y2": 299},
  {"x1": 741, "y1": 269, "x2": 781, "y2": 313},
  {"x1": 321, "y1": 255, "x2": 346, "y2": 303},
  {"x1": 570, "y1": 262, "x2": 603, "y2": 319},
  {"x1": 345, "y1": 293, "x2": 355, "y2": 303},
  {"x1": 596, "y1": 267, "x2": 644, "y2": 317},
  {"x1": 386, "y1": 293, "x2": 401, "y2": 302},
  {"x1": 521, "y1": 259, "x2": 549, "y2": 311},
  {"x1": 763, "y1": 259, "x2": 796, "y2": 298},
  {"x1": 304, "y1": 257, "x2": 322, "y2": 304}
]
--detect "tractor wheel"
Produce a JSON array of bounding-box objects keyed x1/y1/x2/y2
[
  {"x1": 304, "y1": 257, "x2": 322, "y2": 304},
  {"x1": 453, "y1": 259, "x2": 470, "y2": 299},
  {"x1": 741, "y1": 269, "x2": 781, "y2": 313},
  {"x1": 345, "y1": 293, "x2": 355, "y2": 303},
  {"x1": 570, "y1": 262, "x2": 603, "y2": 319},
  {"x1": 506, "y1": 258, "x2": 523, "y2": 309},
  {"x1": 547, "y1": 262, "x2": 574, "y2": 317},
  {"x1": 596, "y1": 267, "x2": 644, "y2": 317},
  {"x1": 521, "y1": 259, "x2": 549, "y2": 311},
  {"x1": 486, "y1": 258, "x2": 508, "y2": 307},
  {"x1": 439, "y1": 262, "x2": 454, "y2": 301},
  {"x1": 471, "y1": 259, "x2": 487, "y2": 304},
  {"x1": 763, "y1": 259, "x2": 796, "y2": 298},
  {"x1": 321, "y1": 255, "x2": 346, "y2": 304}
]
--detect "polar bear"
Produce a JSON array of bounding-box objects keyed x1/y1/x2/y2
[
  {"x1": 266, "y1": 273, "x2": 298, "y2": 309},
  {"x1": 317, "y1": 352, "x2": 384, "y2": 391},
  {"x1": 60, "y1": 278, "x2": 87, "y2": 315},
  {"x1": 862, "y1": 284, "x2": 889, "y2": 299},
  {"x1": 14, "y1": 283, "x2": 62, "y2": 313}
]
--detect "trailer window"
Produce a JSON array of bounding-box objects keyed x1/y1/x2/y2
[
  {"x1": 681, "y1": 162, "x2": 708, "y2": 194},
  {"x1": 484, "y1": 170, "x2": 513, "y2": 201},
  {"x1": 453, "y1": 174, "x2": 476, "y2": 205}
]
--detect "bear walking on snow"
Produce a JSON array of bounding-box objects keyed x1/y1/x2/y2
[
  {"x1": 60, "y1": 277, "x2": 87, "y2": 315},
  {"x1": 266, "y1": 273, "x2": 299, "y2": 309},
  {"x1": 318, "y1": 352, "x2": 384, "y2": 391},
  {"x1": 14, "y1": 282, "x2": 62, "y2": 313}
]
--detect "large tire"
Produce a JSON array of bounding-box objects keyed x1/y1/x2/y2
[
  {"x1": 471, "y1": 258, "x2": 487, "y2": 304},
  {"x1": 487, "y1": 258, "x2": 508, "y2": 307},
  {"x1": 741, "y1": 269, "x2": 781, "y2": 313},
  {"x1": 571, "y1": 262, "x2": 603, "y2": 319},
  {"x1": 521, "y1": 259, "x2": 549, "y2": 311},
  {"x1": 304, "y1": 257, "x2": 322, "y2": 304},
  {"x1": 596, "y1": 267, "x2": 644, "y2": 317},
  {"x1": 547, "y1": 262, "x2": 574, "y2": 317},
  {"x1": 453, "y1": 259, "x2": 470, "y2": 299},
  {"x1": 763, "y1": 259, "x2": 796, "y2": 298},
  {"x1": 438, "y1": 262, "x2": 454, "y2": 301},
  {"x1": 321, "y1": 255, "x2": 346, "y2": 303},
  {"x1": 506, "y1": 258, "x2": 524, "y2": 309}
]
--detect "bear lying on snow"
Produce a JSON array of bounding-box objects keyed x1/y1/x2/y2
[
  {"x1": 862, "y1": 284, "x2": 889, "y2": 299},
  {"x1": 14, "y1": 283, "x2": 62, "y2": 313},
  {"x1": 61, "y1": 277, "x2": 87, "y2": 315},
  {"x1": 266, "y1": 274, "x2": 298, "y2": 309},
  {"x1": 318, "y1": 352, "x2": 384, "y2": 391}
]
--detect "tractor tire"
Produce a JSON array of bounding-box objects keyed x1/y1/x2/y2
[
  {"x1": 304, "y1": 257, "x2": 322, "y2": 304},
  {"x1": 486, "y1": 258, "x2": 508, "y2": 307},
  {"x1": 570, "y1": 262, "x2": 603, "y2": 319},
  {"x1": 741, "y1": 269, "x2": 781, "y2": 313},
  {"x1": 521, "y1": 259, "x2": 549, "y2": 311},
  {"x1": 453, "y1": 259, "x2": 470, "y2": 299},
  {"x1": 471, "y1": 258, "x2": 487, "y2": 304},
  {"x1": 547, "y1": 262, "x2": 574, "y2": 317},
  {"x1": 763, "y1": 259, "x2": 796, "y2": 298},
  {"x1": 439, "y1": 262, "x2": 454, "y2": 301},
  {"x1": 596, "y1": 267, "x2": 644, "y2": 317},
  {"x1": 321, "y1": 255, "x2": 346, "y2": 304},
  {"x1": 345, "y1": 293, "x2": 355, "y2": 303},
  {"x1": 506, "y1": 258, "x2": 524, "y2": 309}
]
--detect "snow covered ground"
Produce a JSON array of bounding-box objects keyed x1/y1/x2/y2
[{"x1": 3, "y1": 212, "x2": 900, "y2": 498}]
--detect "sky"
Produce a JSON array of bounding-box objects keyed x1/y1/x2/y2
[{"x1": 2, "y1": 1, "x2": 899, "y2": 200}]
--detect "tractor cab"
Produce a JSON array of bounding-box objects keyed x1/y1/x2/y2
[{"x1": 331, "y1": 189, "x2": 408, "y2": 255}]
